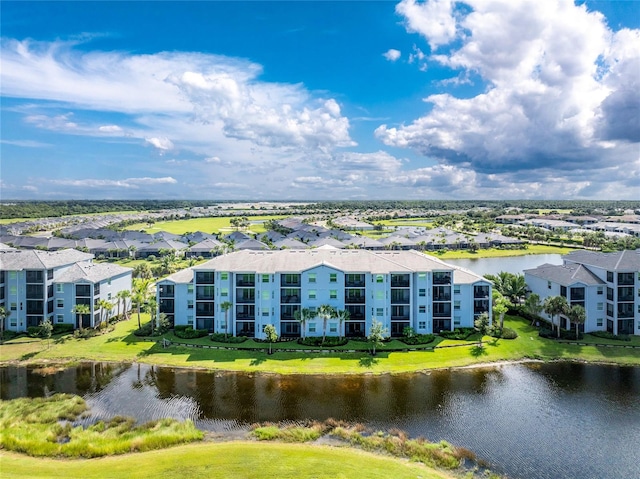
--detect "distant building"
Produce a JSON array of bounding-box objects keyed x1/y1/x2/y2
[
  {"x1": 0, "y1": 249, "x2": 132, "y2": 332},
  {"x1": 156, "y1": 249, "x2": 492, "y2": 339}
]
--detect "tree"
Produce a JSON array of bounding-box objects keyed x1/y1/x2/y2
[
  {"x1": 39, "y1": 317, "x2": 53, "y2": 349},
  {"x1": 367, "y1": 319, "x2": 387, "y2": 356},
  {"x1": 116, "y1": 290, "x2": 131, "y2": 320},
  {"x1": 567, "y1": 305, "x2": 586, "y2": 340},
  {"x1": 492, "y1": 290, "x2": 512, "y2": 330},
  {"x1": 293, "y1": 307, "x2": 314, "y2": 339},
  {"x1": 318, "y1": 304, "x2": 336, "y2": 345},
  {"x1": 0, "y1": 306, "x2": 9, "y2": 340},
  {"x1": 133, "y1": 262, "x2": 154, "y2": 279},
  {"x1": 543, "y1": 296, "x2": 569, "y2": 338},
  {"x1": 506, "y1": 273, "x2": 527, "y2": 305},
  {"x1": 524, "y1": 293, "x2": 543, "y2": 326},
  {"x1": 72, "y1": 303, "x2": 90, "y2": 331},
  {"x1": 335, "y1": 309, "x2": 350, "y2": 340},
  {"x1": 474, "y1": 312, "x2": 490, "y2": 348},
  {"x1": 220, "y1": 301, "x2": 233, "y2": 340},
  {"x1": 264, "y1": 324, "x2": 278, "y2": 354},
  {"x1": 97, "y1": 299, "x2": 115, "y2": 329},
  {"x1": 133, "y1": 277, "x2": 153, "y2": 329},
  {"x1": 147, "y1": 296, "x2": 158, "y2": 336}
]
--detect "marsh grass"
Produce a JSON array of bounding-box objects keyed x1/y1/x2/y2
[{"x1": 0, "y1": 394, "x2": 203, "y2": 458}]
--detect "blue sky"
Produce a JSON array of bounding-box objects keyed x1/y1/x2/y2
[{"x1": 1, "y1": 0, "x2": 639, "y2": 200}]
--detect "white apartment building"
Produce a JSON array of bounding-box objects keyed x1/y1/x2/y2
[
  {"x1": 0, "y1": 249, "x2": 132, "y2": 331},
  {"x1": 156, "y1": 248, "x2": 492, "y2": 339}
]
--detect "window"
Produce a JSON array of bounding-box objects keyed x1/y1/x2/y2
[
  {"x1": 419, "y1": 289, "x2": 426, "y2": 297},
  {"x1": 597, "y1": 318, "x2": 603, "y2": 327},
  {"x1": 187, "y1": 315, "x2": 193, "y2": 326},
  {"x1": 454, "y1": 285, "x2": 461, "y2": 294},
  {"x1": 454, "y1": 316, "x2": 461, "y2": 326},
  {"x1": 262, "y1": 274, "x2": 269, "y2": 283},
  {"x1": 221, "y1": 288, "x2": 229, "y2": 297},
  {"x1": 262, "y1": 311, "x2": 269, "y2": 317},
  {"x1": 330, "y1": 290, "x2": 337, "y2": 299},
  {"x1": 56, "y1": 314, "x2": 64, "y2": 323},
  {"x1": 376, "y1": 275, "x2": 384, "y2": 283},
  {"x1": 329, "y1": 273, "x2": 337, "y2": 283},
  {"x1": 548, "y1": 281, "x2": 552, "y2": 289},
  {"x1": 220, "y1": 272, "x2": 228, "y2": 280},
  {"x1": 10, "y1": 286, "x2": 17, "y2": 295},
  {"x1": 9, "y1": 271, "x2": 16, "y2": 279},
  {"x1": 597, "y1": 286, "x2": 603, "y2": 295},
  {"x1": 309, "y1": 323, "x2": 316, "y2": 333},
  {"x1": 219, "y1": 322, "x2": 226, "y2": 330},
  {"x1": 107, "y1": 293, "x2": 112, "y2": 300},
  {"x1": 418, "y1": 273, "x2": 426, "y2": 279},
  {"x1": 262, "y1": 291, "x2": 270, "y2": 300},
  {"x1": 56, "y1": 300, "x2": 64, "y2": 309},
  {"x1": 187, "y1": 284, "x2": 194, "y2": 294},
  {"x1": 329, "y1": 323, "x2": 337, "y2": 333},
  {"x1": 418, "y1": 321, "x2": 426, "y2": 329},
  {"x1": 419, "y1": 305, "x2": 426, "y2": 313},
  {"x1": 607, "y1": 271, "x2": 613, "y2": 282},
  {"x1": 10, "y1": 302, "x2": 16, "y2": 311},
  {"x1": 56, "y1": 284, "x2": 64, "y2": 293},
  {"x1": 376, "y1": 307, "x2": 383, "y2": 316},
  {"x1": 376, "y1": 290, "x2": 384, "y2": 300},
  {"x1": 47, "y1": 270, "x2": 54, "y2": 280},
  {"x1": 107, "y1": 278, "x2": 111, "y2": 286},
  {"x1": 454, "y1": 301, "x2": 461, "y2": 310},
  {"x1": 308, "y1": 273, "x2": 317, "y2": 283},
  {"x1": 597, "y1": 303, "x2": 603, "y2": 311},
  {"x1": 308, "y1": 290, "x2": 317, "y2": 300},
  {"x1": 187, "y1": 300, "x2": 194, "y2": 309}
]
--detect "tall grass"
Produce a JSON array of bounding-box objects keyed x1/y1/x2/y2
[{"x1": 0, "y1": 394, "x2": 203, "y2": 458}]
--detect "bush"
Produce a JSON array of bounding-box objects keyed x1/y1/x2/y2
[
  {"x1": 209, "y1": 333, "x2": 247, "y2": 344},
  {"x1": 73, "y1": 328, "x2": 100, "y2": 339},
  {"x1": 0, "y1": 330, "x2": 22, "y2": 341},
  {"x1": 52, "y1": 323, "x2": 74, "y2": 335},
  {"x1": 173, "y1": 327, "x2": 208, "y2": 339},
  {"x1": 297, "y1": 336, "x2": 349, "y2": 347},
  {"x1": 401, "y1": 334, "x2": 436, "y2": 345},
  {"x1": 500, "y1": 327, "x2": 518, "y2": 340},
  {"x1": 589, "y1": 331, "x2": 631, "y2": 342},
  {"x1": 439, "y1": 328, "x2": 475, "y2": 340},
  {"x1": 538, "y1": 328, "x2": 582, "y2": 340},
  {"x1": 27, "y1": 326, "x2": 43, "y2": 338}
]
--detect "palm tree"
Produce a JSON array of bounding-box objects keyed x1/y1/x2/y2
[
  {"x1": 147, "y1": 296, "x2": 158, "y2": 336},
  {"x1": 220, "y1": 301, "x2": 233, "y2": 339},
  {"x1": 317, "y1": 304, "x2": 336, "y2": 345},
  {"x1": 133, "y1": 277, "x2": 153, "y2": 329},
  {"x1": 293, "y1": 307, "x2": 314, "y2": 339},
  {"x1": 543, "y1": 296, "x2": 569, "y2": 338},
  {"x1": 524, "y1": 293, "x2": 543, "y2": 326},
  {"x1": 98, "y1": 299, "x2": 115, "y2": 329},
  {"x1": 0, "y1": 306, "x2": 10, "y2": 340},
  {"x1": 567, "y1": 305, "x2": 586, "y2": 340},
  {"x1": 335, "y1": 309, "x2": 350, "y2": 340},
  {"x1": 492, "y1": 290, "x2": 512, "y2": 330},
  {"x1": 72, "y1": 303, "x2": 91, "y2": 331},
  {"x1": 506, "y1": 273, "x2": 527, "y2": 305},
  {"x1": 117, "y1": 290, "x2": 131, "y2": 320}
]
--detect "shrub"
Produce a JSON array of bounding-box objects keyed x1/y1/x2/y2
[
  {"x1": 73, "y1": 328, "x2": 100, "y2": 339},
  {"x1": 439, "y1": 328, "x2": 475, "y2": 340},
  {"x1": 174, "y1": 327, "x2": 208, "y2": 339},
  {"x1": 500, "y1": 327, "x2": 518, "y2": 339},
  {"x1": 0, "y1": 330, "x2": 22, "y2": 341},
  {"x1": 297, "y1": 336, "x2": 349, "y2": 347},
  {"x1": 27, "y1": 326, "x2": 43, "y2": 338},
  {"x1": 539, "y1": 328, "x2": 582, "y2": 340},
  {"x1": 589, "y1": 331, "x2": 631, "y2": 342},
  {"x1": 52, "y1": 323, "x2": 74, "y2": 335},
  {"x1": 401, "y1": 334, "x2": 435, "y2": 345},
  {"x1": 209, "y1": 333, "x2": 247, "y2": 344}
]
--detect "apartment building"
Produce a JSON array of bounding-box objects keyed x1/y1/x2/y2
[
  {"x1": 524, "y1": 250, "x2": 640, "y2": 335},
  {"x1": 0, "y1": 249, "x2": 132, "y2": 332},
  {"x1": 156, "y1": 248, "x2": 492, "y2": 339}
]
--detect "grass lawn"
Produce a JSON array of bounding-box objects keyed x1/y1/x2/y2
[
  {"x1": 2, "y1": 315, "x2": 638, "y2": 374},
  {"x1": 427, "y1": 245, "x2": 575, "y2": 259},
  {"x1": 0, "y1": 442, "x2": 456, "y2": 479},
  {"x1": 123, "y1": 215, "x2": 289, "y2": 235}
]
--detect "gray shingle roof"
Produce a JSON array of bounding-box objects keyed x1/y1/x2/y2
[
  {"x1": 524, "y1": 263, "x2": 605, "y2": 286},
  {"x1": 563, "y1": 250, "x2": 640, "y2": 271},
  {"x1": 0, "y1": 249, "x2": 94, "y2": 270},
  {"x1": 54, "y1": 262, "x2": 133, "y2": 283}
]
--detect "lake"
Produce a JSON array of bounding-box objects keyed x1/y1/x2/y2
[
  {"x1": 2, "y1": 362, "x2": 638, "y2": 479},
  {"x1": 446, "y1": 254, "x2": 563, "y2": 276}
]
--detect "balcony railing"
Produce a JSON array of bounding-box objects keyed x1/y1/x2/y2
[
  {"x1": 345, "y1": 277, "x2": 365, "y2": 287},
  {"x1": 433, "y1": 294, "x2": 451, "y2": 302},
  {"x1": 433, "y1": 273, "x2": 452, "y2": 285}
]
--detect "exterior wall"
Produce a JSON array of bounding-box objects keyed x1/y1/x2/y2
[
  {"x1": 53, "y1": 282, "x2": 76, "y2": 328},
  {"x1": 95, "y1": 272, "x2": 132, "y2": 323}
]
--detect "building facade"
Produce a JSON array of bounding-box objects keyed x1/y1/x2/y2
[
  {"x1": 156, "y1": 249, "x2": 492, "y2": 339},
  {"x1": 0, "y1": 249, "x2": 132, "y2": 332},
  {"x1": 524, "y1": 250, "x2": 640, "y2": 335}
]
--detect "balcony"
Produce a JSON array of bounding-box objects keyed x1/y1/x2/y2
[
  {"x1": 195, "y1": 271, "x2": 215, "y2": 284},
  {"x1": 433, "y1": 286, "x2": 451, "y2": 302},
  {"x1": 25, "y1": 270, "x2": 44, "y2": 283},
  {"x1": 474, "y1": 286, "x2": 490, "y2": 299},
  {"x1": 617, "y1": 304, "x2": 634, "y2": 319},
  {"x1": 433, "y1": 272, "x2": 452, "y2": 285},
  {"x1": 345, "y1": 288, "x2": 366, "y2": 304},
  {"x1": 280, "y1": 305, "x2": 300, "y2": 321},
  {"x1": 390, "y1": 274, "x2": 410, "y2": 288},
  {"x1": 26, "y1": 284, "x2": 44, "y2": 299},
  {"x1": 433, "y1": 294, "x2": 451, "y2": 302},
  {"x1": 391, "y1": 291, "x2": 411, "y2": 304},
  {"x1": 159, "y1": 299, "x2": 174, "y2": 314},
  {"x1": 236, "y1": 275, "x2": 255, "y2": 287},
  {"x1": 195, "y1": 302, "x2": 214, "y2": 316},
  {"x1": 345, "y1": 275, "x2": 365, "y2": 287},
  {"x1": 281, "y1": 275, "x2": 301, "y2": 287},
  {"x1": 158, "y1": 285, "x2": 175, "y2": 298},
  {"x1": 196, "y1": 286, "x2": 214, "y2": 300},
  {"x1": 280, "y1": 289, "x2": 301, "y2": 304},
  {"x1": 236, "y1": 289, "x2": 255, "y2": 304},
  {"x1": 618, "y1": 287, "x2": 634, "y2": 302},
  {"x1": 345, "y1": 305, "x2": 365, "y2": 320},
  {"x1": 617, "y1": 273, "x2": 634, "y2": 286}
]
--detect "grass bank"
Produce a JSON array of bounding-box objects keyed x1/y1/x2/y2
[
  {"x1": 0, "y1": 441, "x2": 458, "y2": 479},
  {"x1": 2, "y1": 315, "x2": 638, "y2": 374}
]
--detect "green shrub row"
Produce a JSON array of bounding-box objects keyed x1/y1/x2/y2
[
  {"x1": 400, "y1": 334, "x2": 436, "y2": 345},
  {"x1": 209, "y1": 333, "x2": 248, "y2": 343},
  {"x1": 439, "y1": 328, "x2": 475, "y2": 340},
  {"x1": 297, "y1": 336, "x2": 349, "y2": 347},
  {"x1": 588, "y1": 330, "x2": 631, "y2": 342},
  {"x1": 173, "y1": 326, "x2": 208, "y2": 339},
  {"x1": 539, "y1": 328, "x2": 583, "y2": 340}
]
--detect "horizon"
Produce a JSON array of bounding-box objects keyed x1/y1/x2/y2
[{"x1": 1, "y1": 1, "x2": 639, "y2": 201}]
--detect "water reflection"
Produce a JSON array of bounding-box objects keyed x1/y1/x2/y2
[{"x1": 1, "y1": 362, "x2": 638, "y2": 479}]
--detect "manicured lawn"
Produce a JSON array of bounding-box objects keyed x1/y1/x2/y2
[
  {"x1": 2, "y1": 315, "x2": 638, "y2": 374},
  {"x1": 0, "y1": 442, "x2": 455, "y2": 479},
  {"x1": 428, "y1": 245, "x2": 575, "y2": 259},
  {"x1": 124, "y1": 215, "x2": 289, "y2": 235}
]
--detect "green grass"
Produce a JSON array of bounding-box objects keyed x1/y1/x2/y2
[
  {"x1": 0, "y1": 441, "x2": 457, "y2": 479},
  {"x1": 2, "y1": 315, "x2": 638, "y2": 374},
  {"x1": 123, "y1": 215, "x2": 289, "y2": 235},
  {"x1": 0, "y1": 394, "x2": 203, "y2": 458},
  {"x1": 427, "y1": 245, "x2": 575, "y2": 259}
]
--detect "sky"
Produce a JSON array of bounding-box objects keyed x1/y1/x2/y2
[{"x1": 1, "y1": 0, "x2": 639, "y2": 201}]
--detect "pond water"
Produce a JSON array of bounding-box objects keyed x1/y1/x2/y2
[
  {"x1": 446, "y1": 254, "x2": 563, "y2": 276},
  {"x1": 2, "y1": 362, "x2": 638, "y2": 479}
]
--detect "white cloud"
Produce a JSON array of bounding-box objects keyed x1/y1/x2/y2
[
  {"x1": 49, "y1": 177, "x2": 177, "y2": 188},
  {"x1": 0, "y1": 139, "x2": 52, "y2": 148},
  {"x1": 98, "y1": 125, "x2": 123, "y2": 133},
  {"x1": 145, "y1": 137, "x2": 174, "y2": 151},
  {"x1": 378, "y1": 0, "x2": 640, "y2": 179},
  {"x1": 383, "y1": 49, "x2": 402, "y2": 61}
]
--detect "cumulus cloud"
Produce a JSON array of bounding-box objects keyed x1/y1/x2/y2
[
  {"x1": 145, "y1": 136, "x2": 174, "y2": 151},
  {"x1": 377, "y1": 0, "x2": 640, "y2": 180},
  {"x1": 383, "y1": 49, "x2": 402, "y2": 61}
]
